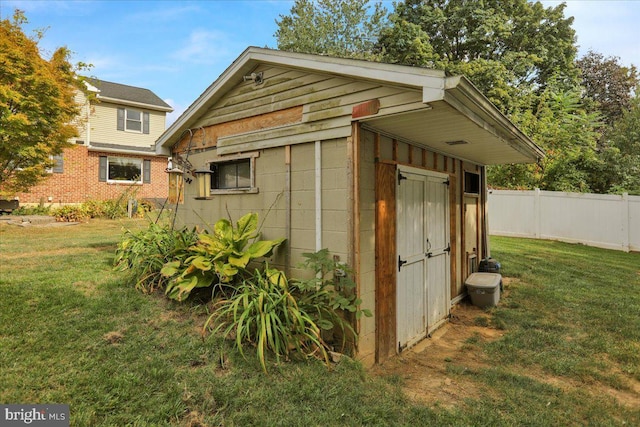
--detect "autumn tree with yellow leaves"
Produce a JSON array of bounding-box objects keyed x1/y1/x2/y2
[{"x1": 0, "y1": 10, "x2": 87, "y2": 196}]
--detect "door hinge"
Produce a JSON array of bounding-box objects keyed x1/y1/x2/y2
[
  {"x1": 444, "y1": 243, "x2": 451, "y2": 253},
  {"x1": 443, "y1": 179, "x2": 450, "y2": 186},
  {"x1": 398, "y1": 172, "x2": 407, "y2": 185},
  {"x1": 398, "y1": 255, "x2": 407, "y2": 271}
]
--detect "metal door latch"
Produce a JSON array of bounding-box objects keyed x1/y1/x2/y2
[{"x1": 398, "y1": 256, "x2": 407, "y2": 271}]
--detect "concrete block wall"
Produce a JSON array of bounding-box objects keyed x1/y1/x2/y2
[{"x1": 176, "y1": 140, "x2": 351, "y2": 268}]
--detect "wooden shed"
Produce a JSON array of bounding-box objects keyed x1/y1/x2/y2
[{"x1": 156, "y1": 47, "x2": 543, "y2": 365}]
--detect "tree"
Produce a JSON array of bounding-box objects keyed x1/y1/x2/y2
[
  {"x1": 489, "y1": 82, "x2": 602, "y2": 192},
  {"x1": 577, "y1": 50, "x2": 638, "y2": 126},
  {"x1": 590, "y1": 93, "x2": 640, "y2": 195},
  {"x1": 275, "y1": 0, "x2": 388, "y2": 60},
  {"x1": 0, "y1": 11, "x2": 85, "y2": 196},
  {"x1": 273, "y1": 1, "x2": 630, "y2": 193},
  {"x1": 378, "y1": 0, "x2": 579, "y2": 110},
  {"x1": 575, "y1": 52, "x2": 638, "y2": 193}
]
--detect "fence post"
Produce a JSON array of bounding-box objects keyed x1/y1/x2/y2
[
  {"x1": 534, "y1": 188, "x2": 541, "y2": 239},
  {"x1": 621, "y1": 193, "x2": 630, "y2": 252}
]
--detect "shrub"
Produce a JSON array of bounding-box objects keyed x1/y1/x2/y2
[
  {"x1": 101, "y1": 199, "x2": 128, "y2": 219},
  {"x1": 291, "y1": 249, "x2": 372, "y2": 352},
  {"x1": 52, "y1": 204, "x2": 91, "y2": 222},
  {"x1": 114, "y1": 221, "x2": 199, "y2": 293},
  {"x1": 203, "y1": 249, "x2": 372, "y2": 372},
  {"x1": 11, "y1": 205, "x2": 52, "y2": 216}
]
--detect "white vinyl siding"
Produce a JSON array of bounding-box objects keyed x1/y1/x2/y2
[{"x1": 91, "y1": 102, "x2": 165, "y2": 148}]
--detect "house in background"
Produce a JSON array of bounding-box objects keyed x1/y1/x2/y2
[
  {"x1": 156, "y1": 47, "x2": 543, "y2": 365},
  {"x1": 16, "y1": 78, "x2": 173, "y2": 205}
]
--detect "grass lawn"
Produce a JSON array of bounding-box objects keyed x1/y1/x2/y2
[{"x1": 0, "y1": 219, "x2": 638, "y2": 426}]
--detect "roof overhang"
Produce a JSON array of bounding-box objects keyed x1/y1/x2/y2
[
  {"x1": 156, "y1": 47, "x2": 543, "y2": 165},
  {"x1": 88, "y1": 143, "x2": 160, "y2": 156},
  {"x1": 97, "y1": 95, "x2": 174, "y2": 112},
  {"x1": 361, "y1": 76, "x2": 544, "y2": 165}
]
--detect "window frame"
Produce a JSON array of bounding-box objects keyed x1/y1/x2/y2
[
  {"x1": 124, "y1": 108, "x2": 143, "y2": 133},
  {"x1": 106, "y1": 156, "x2": 144, "y2": 184},
  {"x1": 464, "y1": 171, "x2": 481, "y2": 196},
  {"x1": 117, "y1": 107, "x2": 150, "y2": 134},
  {"x1": 46, "y1": 154, "x2": 64, "y2": 174},
  {"x1": 207, "y1": 152, "x2": 259, "y2": 195}
]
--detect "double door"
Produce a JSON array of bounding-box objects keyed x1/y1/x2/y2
[{"x1": 396, "y1": 166, "x2": 451, "y2": 351}]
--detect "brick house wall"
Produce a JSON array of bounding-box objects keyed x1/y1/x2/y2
[
  {"x1": 16, "y1": 145, "x2": 168, "y2": 205},
  {"x1": 10, "y1": 78, "x2": 173, "y2": 206}
]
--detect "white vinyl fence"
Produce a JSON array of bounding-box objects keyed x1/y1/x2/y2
[{"x1": 488, "y1": 189, "x2": 640, "y2": 253}]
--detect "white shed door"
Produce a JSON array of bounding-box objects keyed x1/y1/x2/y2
[{"x1": 397, "y1": 166, "x2": 450, "y2": 351}]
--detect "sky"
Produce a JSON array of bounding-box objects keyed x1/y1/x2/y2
[{"x1": 2, "y1": 0, "x2": 639, "y2": 126}]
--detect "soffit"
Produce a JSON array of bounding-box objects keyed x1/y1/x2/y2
[{"x1": 362, "y1": 101, "x2": 538, "y2": 165}]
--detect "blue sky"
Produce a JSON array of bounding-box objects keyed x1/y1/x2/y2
[{"x1": 2, "y1": 0, "x2": 639, "y2": 126}]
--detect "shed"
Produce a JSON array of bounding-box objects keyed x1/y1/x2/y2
[{"x1": 156, "y1": 47, "x2": 543, "y2": 365}]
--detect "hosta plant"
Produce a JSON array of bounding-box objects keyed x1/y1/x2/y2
[
  {"x1": 204, "y1": 266, "x2": 328, "y2": 373},
  {"x1": 162, "y1": 213, "x2": 285, "y2": 301}
]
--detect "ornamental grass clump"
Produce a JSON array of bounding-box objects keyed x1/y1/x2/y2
[
  {"x1": 205, "y1": 266, "x2": 328, "y2": 373},
  {"x1": 115, "y1": 222, "x2": 199, "y2": 293},
  {"x1": 203, "y1": 249, "x2": 372, "y2": 373}
]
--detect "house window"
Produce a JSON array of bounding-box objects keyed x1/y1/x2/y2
[
  {"x1": 125, "y1": 109, "x2": 142, "y2": 132},
  {"x1": 46, "y1": 154, "x2": 64, "y2": 174},
  {"x1": 117, "y1": 108, "x2": 150, "y2": 134},
  {"x1": 98, "y1": 156, "x2": 141, "y2": 183},
  {"x1": 207, "y1": 153, "x2": 258, "y2": 194}
]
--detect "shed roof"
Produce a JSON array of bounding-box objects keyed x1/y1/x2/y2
[
  {"x1": 85, "y1": 78, "x2": 173, "y2": 112},
  {"x1": 157, "y1": 47, "x2": 543, "y2": 165}
]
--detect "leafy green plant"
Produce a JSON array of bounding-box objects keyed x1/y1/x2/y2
[
  {"x1": 162, "y1": 213, "x2": 285, "y2": 301},
  {"x1": 203, "y1": 249, "x2": 372, "y2": 373},
  {"x1": 80, "y1": 199, "x2": 106, "y2": 218},
  {"x1": 11, "y1": 204, "x2": 52, "y2": 216},
  {"x1": 205, "y1": 266, "x2": 328, "y2": 373},
  {"x1": 292, "y1": 249, "x2": 372, "y2": 352},
  {"x1": 52, "y1": 204, "x2": 91, "y2": 222},
  {"x1": 115, "y1": 222, "x2": 199, "y2": 293}
]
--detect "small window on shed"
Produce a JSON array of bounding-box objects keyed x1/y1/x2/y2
[
  {"x1": 207, "y1": 152, "x2": 259, "y2": 194},
  {"x1": 213, "y1": 159, "x2": 251, "y2": 190},
  {"x1": 464, "y1": 171, "x2": 480, "y2": 195}
]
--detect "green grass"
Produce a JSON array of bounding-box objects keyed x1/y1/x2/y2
[
  {"x1": 1, "y1": 221, "x2": 639, "y2": 426},
  {"x1": 490, "y1": 237, "x2": 640, "y2": 385}
]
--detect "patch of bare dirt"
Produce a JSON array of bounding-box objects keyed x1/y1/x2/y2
[
  {"x1": 370, "y1": 300, "x2": 502, "y2": 408},
  {"x1": 103, "y1": 330, "x2": 125, "y2": 345},
  {"x1": 532, "y1": 369, "x2": 640, "y2": 409},
  {"x1": 370, "y1": 279, "x2": 640, "y2": 410}
]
